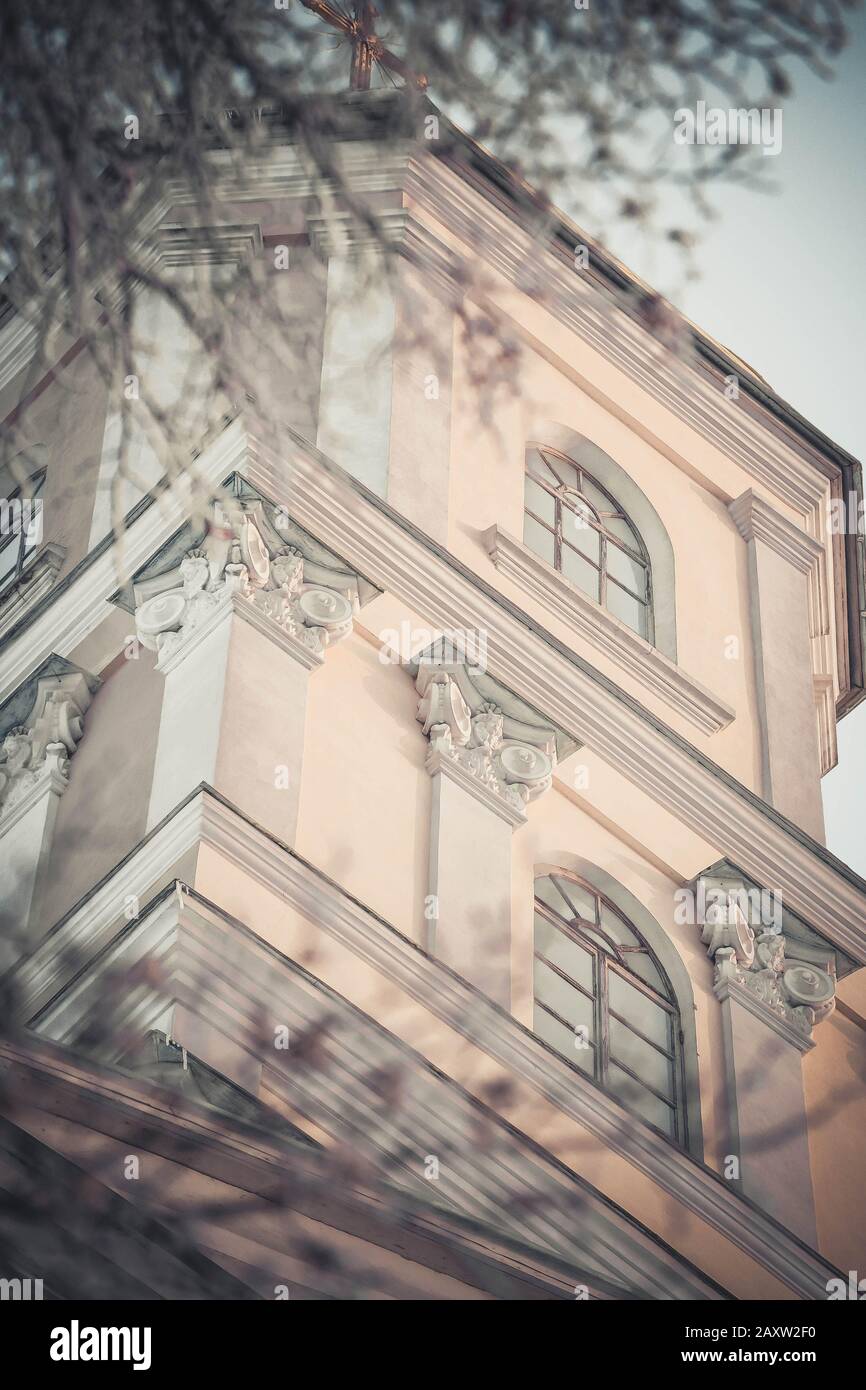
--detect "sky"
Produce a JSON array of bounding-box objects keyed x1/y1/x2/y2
[{"x1": 590, "y1": 9, "x2": 866, "y2": 875}]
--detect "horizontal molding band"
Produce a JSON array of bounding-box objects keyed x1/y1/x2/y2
[
  {"x1": 3, "y1": 416, "x2": 865, "y2": 961},
  {"x1": 10, "y1": 785, "x2": 843, "y2": 1299}
]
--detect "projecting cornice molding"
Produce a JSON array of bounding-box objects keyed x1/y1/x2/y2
[
  {"x1": 306, "y1": 208, "x2": 410, "y2": 260},
  {"x1": 486, "y1": 524, "x2": 735, "y2": 737},
  {"x1": 9, "y1": 786, "x2": 843, "y2": 1301},
  {"x1": 23, "y1": 882, "x2": 724, "y2": 1301},
  {"x1": 151, "y1": 222, "x2": 264, "y2": 268},
  {"x1": 3, "y1": 420, "x2": 866, "y2": 962},
  {"x1": 729, "y1": 490, "x2": 825, "y2": 574},
  {"x1": 404, "y1": 156, "x2": 833, "y2": 520}
]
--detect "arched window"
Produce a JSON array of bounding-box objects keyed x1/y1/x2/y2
[
  {"x1": 533, "y1": 870, "x2": 686, "y2": 1142},
  {"x1": 524, "y1": 445, "x2": 653, "y2": 640}
]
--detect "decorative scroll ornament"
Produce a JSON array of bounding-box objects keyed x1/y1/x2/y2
[
  {"x1": 134, "y1": 504, "x2": 356, "y2": 663},
  {"x1": 416, "y1": 671, "x2": 553, "y2": 815},
  {"x1": 699, "y1": 892, "x2": 756, "y2": 967},
  {"x1": 711, "y1": 930, "x2": 836, "y2": 1038},
  {"x1": 0, "y1": 672, "x2": 93, "y2": 817}
]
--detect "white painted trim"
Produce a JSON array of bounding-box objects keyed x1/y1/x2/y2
[
  {"x1": 3, "y1": 419, "x2": 865, "y2": 960},
  {"x1": 715, "y1": 976, "x2": 815, "y2": 1055},
  {"x1": 426, "y1": 747, "x2": 527, "y2": 828},
  {"x1": 486, "y1": 524, "x2": 734, "y2": 736},
  {"x1": 729, "y1": 490, "x2": 825, "y2": 575},
  {"x1": 251, "y1": 433, "x2": 866, "y2": 962},
  {"x1": 12, "y1": 787, "x2": 840, "y2": 1299},
  {"x1": 155, "y1": 591, "x2": 326, "y2": 677},
  {"x1": 404, "y1": 156, "x2": 831, "y2": 518},
  {"x1": 0, "y1": 760, "x2": 68, "y2": 838}
]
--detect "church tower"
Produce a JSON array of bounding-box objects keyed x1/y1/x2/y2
[{"x1": 1, "y1": 82, "x2": 865, "y2": 1302}]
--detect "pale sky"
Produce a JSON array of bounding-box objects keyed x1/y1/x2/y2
[{"x1": 594, "y1": 11, "x2": 866, "y2": 875}]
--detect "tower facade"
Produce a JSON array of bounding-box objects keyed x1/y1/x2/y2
[{"x1": 1, "y1": 93, "x2": 865, "y2": 1300}]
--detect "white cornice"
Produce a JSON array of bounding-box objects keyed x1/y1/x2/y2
[
  {"x1": 0, "y1": 312, "x2": 40, "y2": 395},
  {"x1": 249, "y1": 432, "x2": 866, "y2": 963},
  {"x1": 404, "y1": 157, "x2": 832, "y2": 518},
  {"x1": 729, "y1": 490, "x2": 825, "y2": 574},
  {"x1": 3, "y1": 418, "x2": 865, "y2": 961},
  {"x1": 12, "y1": 787, "x2": 841, "y2": 1300},
  {"x1": 486, "y1": 524, "x2": 735, "y2": 737},
  {"x1": 0, "y1": 146, "x2": 843, "y2": 518}
]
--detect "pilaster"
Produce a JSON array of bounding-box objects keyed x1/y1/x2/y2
[
  {"x1": 0, "y1": 665, "x2": 96, "y2": 949},
  {"x1": 692, "y1": 866, "x2": 838, "y2": 1244},
  {"x1": 729, "y1": 489, "x2": 829, "y2": 837},
  {"x1": 414, "y1": 660, "x2": 564, "y2": 1006},
  {"x1": 135, "y1": 493, "x2": 362, "y2": 840}
]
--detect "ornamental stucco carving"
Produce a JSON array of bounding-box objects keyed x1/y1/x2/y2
[
  {"x1": 416, "y1": 667, "x2": 554, "y2": 815},
  {"x1": 692, "y1": 870, "x2": 838, "y2": 1038},
  {"x1": 706, "y1": 921, "x2": 835, "y2": 1039},
  {"x1": 0, "y1": 671, "x2": 93, "y2": 818},
  {"x1": 134, "y1": 502, "x2": 356, "y2": 663}
]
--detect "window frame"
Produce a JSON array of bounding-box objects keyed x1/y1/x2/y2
[
  {"x1": 533, "y1": 870, "x2": 688, "y2": 1146},
  {"x1": 0, "y1": 468, "x2": 47, "y2": 594},
  {"x1": 524, "y1": 445, "x2": 654, "y2": 642}
]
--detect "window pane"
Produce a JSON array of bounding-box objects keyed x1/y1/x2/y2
[
  {"x1": 523, "y1": 513, "x2": 555, "y2": 565},
  {"x1": 606, "y1": 580, "x2": 647, "y2": 636},
  {"x1": 604, "y1": 516, "x2": 639, "y2": 547},
  {"x1": 562, "y1": 506, "x2": 600, "y2": 561},
  {"x1": 541, "y1": 451, "x2": 578, "y2": 490},
  {"x1": 553, "y1": 876, "x2": 597, "y2": 924},
  {"x1": 535, "y1": 1003, "x2": 595, "y2": 1076},
  {"x1": 609, "y1": 1017, "x2": 674, "y2": 1096},
  {"x1": 608, "y1": 970, "x2": 671, "y2": 1048},
  {"x1": 524, "y1": 474, "x2": 555, "y2": 525},
  {"x1": 623, "y1": 950, "x2": 666, "y2": 994},
  {"x1": 599, "y1": 903, "x2": 640, "y2": 950},
  {"x1": 607, "y1": 1063, "x2": 674, "y2": 1135},
  {"x1": 527, "y1": 449, "x2": 559, "y2": 487},
  {"x1": 534, "y1": 913, "x2": 594, "y2": 991},
  {"x1": 534, "y1": 958, "x2": 595, "y2": 1036},
  {"x1": 606, "y1": 540, "x2": 646, "y2": 596},
  {"x1": 578, "y1": 475, "x2": 613, "y2": 514},
  {"x1": 561, "y1": 543, "x2": 600, "y2": 600}
]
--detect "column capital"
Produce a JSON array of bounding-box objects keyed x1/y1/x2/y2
[
  {"x1": 134, "y1": 499, "x2": 358, "y2": 673},
  {"x1": 415, "y1": 665, "x2": 555, "y2": 825},
  {"x1": 690, "y1": 867, "x2": 837, "y2": 1042},
  {"x1": 729, "y1": 489, "x2": 824, "y2": 575},
  {"x1": 0, "y1": 666, "x2": 96, "y2": 827}
]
